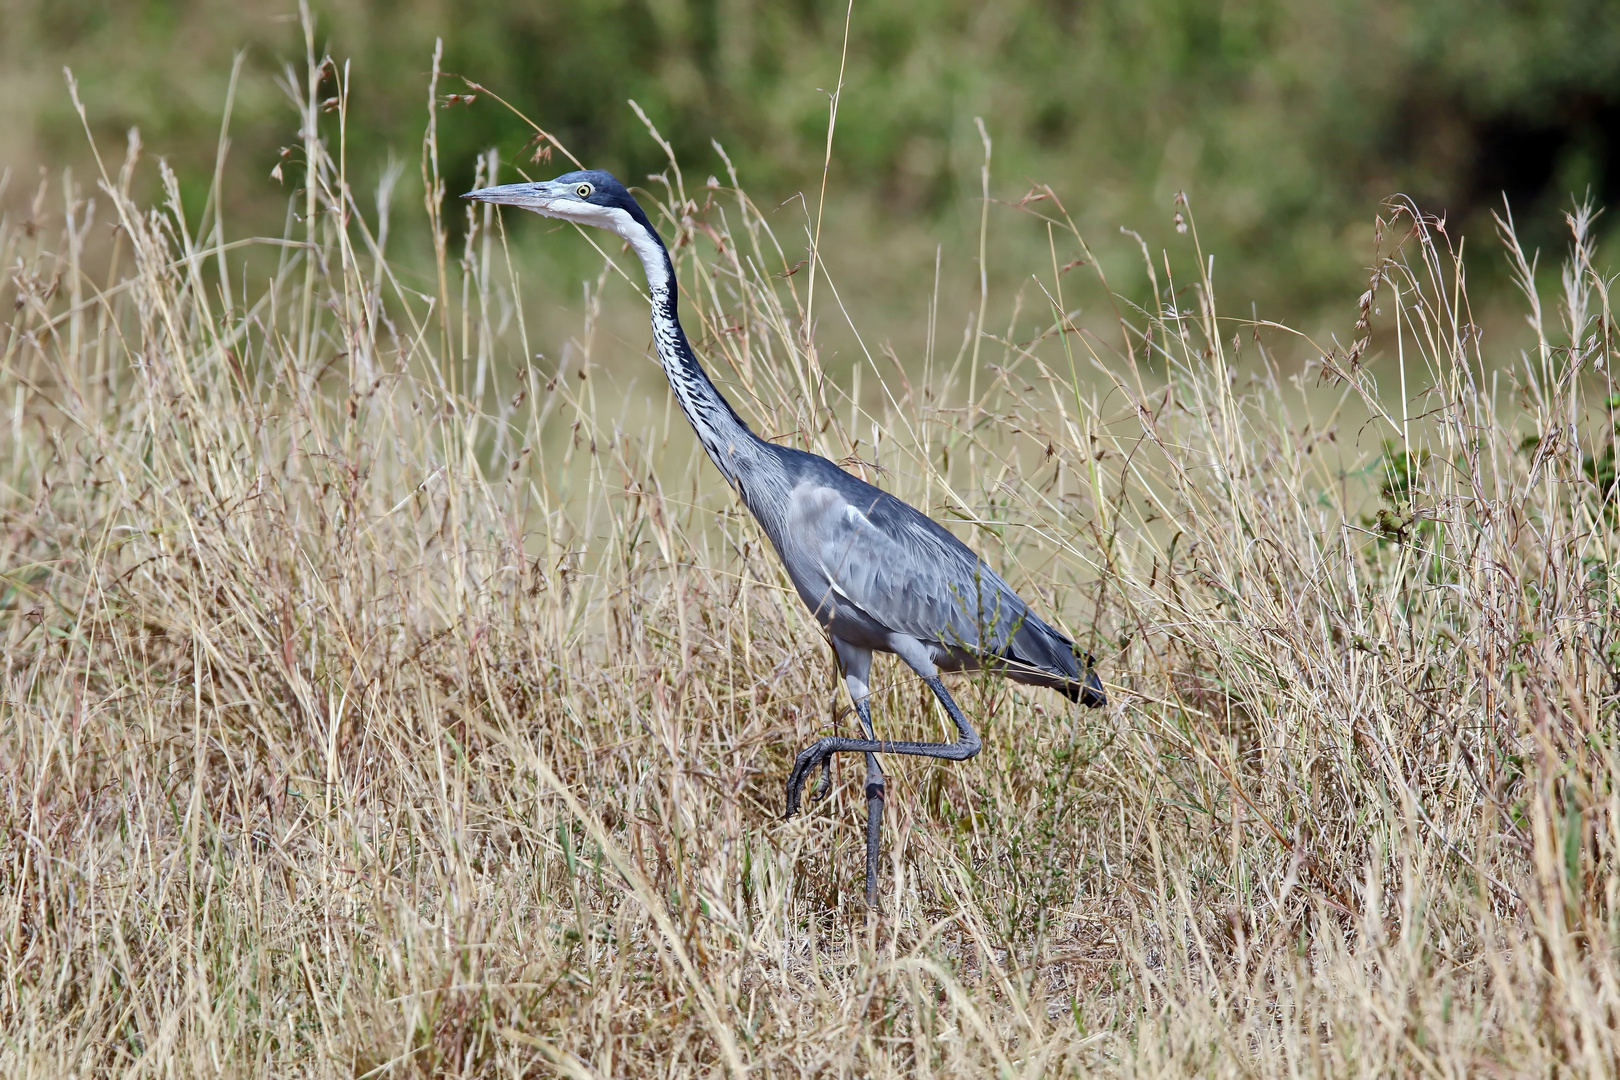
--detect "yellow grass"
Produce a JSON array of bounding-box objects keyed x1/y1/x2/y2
[{"x1": 3, "y1": 40, "x2": 1618, "y2": 1079}]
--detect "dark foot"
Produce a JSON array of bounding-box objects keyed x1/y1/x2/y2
[{"x1": 784, "y1": 738, "x2": 838, "y2": 818}]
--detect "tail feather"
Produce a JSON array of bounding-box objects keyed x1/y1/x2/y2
[{"x1": 1006, "y1": 614, "x2": 1107, "y2": 708}]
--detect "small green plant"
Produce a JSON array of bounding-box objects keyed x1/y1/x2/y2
[{"x1": 1372, "y1": 505, "x2": 1417, "y2": 543}]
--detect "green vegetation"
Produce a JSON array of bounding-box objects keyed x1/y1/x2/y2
[
  {"x1": 6, "y1": 0, "x2": 1620, "y2": 317},
  {"x1": 3, "y1": 31, "x2": 1619, "y2": 1076}
]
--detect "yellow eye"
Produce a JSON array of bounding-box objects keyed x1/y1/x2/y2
[{"x1": 575, "y1": 183, "x2": 592, "y2": 198}]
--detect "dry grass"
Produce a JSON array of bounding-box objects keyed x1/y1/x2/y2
[{"x1": 3, "y1": 39, "x2": 1619, "y2": 1079}]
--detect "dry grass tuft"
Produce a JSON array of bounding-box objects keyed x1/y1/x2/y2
[{"x1": 3, "y1": 45, "x2": 1619, "y2": 1079}]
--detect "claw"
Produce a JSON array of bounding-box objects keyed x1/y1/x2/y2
[{"x1": 811, "y1": 755, "x2": 833, "y2": 801}]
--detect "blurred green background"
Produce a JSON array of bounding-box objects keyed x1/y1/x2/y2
[{"x1": 5, "y1": 0, "x2": 1619, "y2": 327}]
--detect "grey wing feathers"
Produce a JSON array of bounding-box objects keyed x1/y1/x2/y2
[{"x1": 811, "y1": 484, "x2": 1080, "y2": 681}]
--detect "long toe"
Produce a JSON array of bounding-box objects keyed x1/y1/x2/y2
[
  {"x1": 783, "y1": 753, "x2": 814, "y2": 818},
  {"x1": 811, "y1": 756, "x2": 833, "y2": 801}
]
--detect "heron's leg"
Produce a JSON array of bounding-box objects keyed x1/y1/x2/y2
[
  {"x1": 851, "y1": 696, "x2": 886, "y2": 909},
  {"x1": 788, "y1": 641, "x2": 887, "y2": 907},
  {"x1": 838, "y1": 649, "x2": 888, "y2": 907},
  {"x1": 808, "y1": 642, "x2": 871, "y2": 803},
  {"x1": 784, "y1": 660, "x2": 981, "y2": 820}
]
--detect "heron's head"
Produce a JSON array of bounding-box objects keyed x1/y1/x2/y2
[{"x1": 462, "y1": 170, "x2": 652, "y2": 241}]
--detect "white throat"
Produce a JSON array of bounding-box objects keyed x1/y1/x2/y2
[{"x1": 596, "y1": 208, "x2": 671, "y2": 295}]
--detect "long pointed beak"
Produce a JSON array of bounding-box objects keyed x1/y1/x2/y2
[{"x1": 462, "y1": 182, "x2": 544, "y2": 207}]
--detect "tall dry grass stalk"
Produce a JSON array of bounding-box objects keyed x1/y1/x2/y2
[{"x1": 3, "y1": 39, "x2": 1618, "y2": 1079}]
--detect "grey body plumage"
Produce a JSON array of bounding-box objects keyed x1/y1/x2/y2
[
  {"x1": 742, "y1": 446, "x2": 1095, "y2": 698},
  {"x1": 465, "y1": 169, "x2": 1105, "y2": 909}
]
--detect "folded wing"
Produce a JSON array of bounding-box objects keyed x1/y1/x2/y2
[{"x1": 797, "y1": 481, "x2": 1083, "y2": 688}]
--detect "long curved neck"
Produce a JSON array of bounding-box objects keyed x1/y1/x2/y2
[{"x1": 621, "y1": 220, "x2": 758, "y2": 485}]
